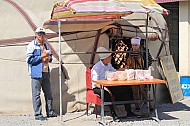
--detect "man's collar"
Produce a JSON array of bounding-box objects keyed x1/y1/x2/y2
[
  {"x1": 34, "y1": 39, "x2": 44, "y2": 46},
  {"x1": 100, "y1": 60, "x2": 107, "y2": 66}
]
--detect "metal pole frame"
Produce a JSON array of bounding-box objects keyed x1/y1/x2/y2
[
  {"x1": 145, "y1": 13, "x2": 149, "y2": 70},
  {"x1": 58, "y1": 20, "x2": 62, "y2": 121}
]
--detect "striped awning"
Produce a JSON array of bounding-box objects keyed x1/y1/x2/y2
[
  {"x1": 44, "y1": 0, "x2": 169, "y2": 33},
  {"x1": 50, "y1": 0, "x2": 169, "y2": 20},
  {"x1": 155, "y1": 0, "x2": 187, "y2": 3}
]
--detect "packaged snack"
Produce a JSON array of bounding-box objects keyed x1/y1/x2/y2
[
  {"x1": 144, "y1": 69, "x2": 151, "y2": 80},
  {"x1": 138, "y1": 76, "x2": 145, "y2": 81},
  {"x1": 116, "y1": 71, "x2": 126, "y2": 81},
  {"x1": 106, "y1": 71, "x2": 117, "y2": 81},
  {"x1": 125, "y1": 69, "x2": 135, "y2": 80},
  {"x1": 135, "y1": 69, "x2": 144, "y2": 80}
]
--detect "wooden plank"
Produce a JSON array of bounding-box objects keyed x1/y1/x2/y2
[
  {"x1": 93, "y1": 78, "x2": 166, "y2": 86},
  {"x1": 160, "y1": 55, "x2": 184, "y2": 104}
]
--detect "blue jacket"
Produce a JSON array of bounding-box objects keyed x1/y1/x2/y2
[{"x1": 26, "y1": 39, "x2": 52, "y2": 78}]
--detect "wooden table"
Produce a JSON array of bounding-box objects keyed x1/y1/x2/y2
[{"x1": 93, "y1": 78, "x2": 167, "y2": 124}]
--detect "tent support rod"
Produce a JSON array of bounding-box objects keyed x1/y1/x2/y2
[
  {"x1": 156, "y1": 42, "x2": 164, "y2": 59},
  {"x1": 145, "y1": 13, "x2": 149, "y2": 69},
  {"x1": 58, "y1": 20, "x2": 62, "y2": 121},
  {"x1": 61, "y1": 50, "x2": 146, "y2": 55},
  {"x1": 90, "y1": 29, "x2": 101, "y2": 65}
]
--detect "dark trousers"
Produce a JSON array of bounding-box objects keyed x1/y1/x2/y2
[
  {"x1": 93, "y1": 86, "x2": 133, "y2": 114},
  {"x1": 31, "y1": 72, "x2": 54, "y2": 116},
  {"x1": 93, "y1": 87, "x2": 116, "y2": 115},
  {"x1": 110, "y1": 86, "x2": 133, "y2": 112}
]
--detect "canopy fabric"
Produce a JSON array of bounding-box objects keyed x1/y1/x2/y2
[
  {"x1": 50, "y1": 0, "x2": 168, "y2": 20},
  {"x1": 155, "y1": 0, "x2": 187, "y2": 3},
  {"x1": 44, "y1": 0, "x2": 168, "y2": 33},
  {"x1": 44, "y1": 19, "x2": 115, "y2": 33}
]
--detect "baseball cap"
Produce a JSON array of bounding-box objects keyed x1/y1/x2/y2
[{"x1": 35, "y1": 27, "x2": 46, "y2": 34}]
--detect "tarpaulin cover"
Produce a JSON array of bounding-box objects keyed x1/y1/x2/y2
[
  {"x1": 43, "y1": 0, "x2": 169, "y2": 33},
  {"x1": 50, "y1": 0, "x2": 168, "y2": 20},
  {"x1": 155, "y1": 0, "x2": 187, "y2": 3}
]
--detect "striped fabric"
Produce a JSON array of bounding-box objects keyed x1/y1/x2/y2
[
  {"x1": 44, "y1": 0, "x2": 169, "y2": 33},
  {"x1": 50, "y1": 0, "x2": 168, "y2": 20},
  {"x1": 155, "y1": 0, "x2": 187, "y2": 3},
  {"x1": 51, "y1": 1, "x2": 127, "y2": 19}
]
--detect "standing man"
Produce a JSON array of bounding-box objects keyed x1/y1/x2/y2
[
  {"x1": 126, "y1": 37, "x2": 153, "y2": 111},
  {"x1": 26, "y1": 27, "x2": 57, "y2": 121}
]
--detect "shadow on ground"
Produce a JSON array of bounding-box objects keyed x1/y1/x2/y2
[
  {"x1": 87, "y1": 100, "x2": 190, "y2": 122},
  {"x1": 158, "y1": 101, "x2": 190, "y2": 120}
]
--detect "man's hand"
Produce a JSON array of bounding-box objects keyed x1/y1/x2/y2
[
  {"x1": 41, "y1": 50, "x2": 49, "y2": 58},
  {"x1": 95, "y1": 84, "x2": 114, "y2": 97},
  {"x1": 43, "y1": 57, "x2": 50, "y2": 64},
  {"x1": 104, "y1": 87, "x2": 113, "y2": 97}
]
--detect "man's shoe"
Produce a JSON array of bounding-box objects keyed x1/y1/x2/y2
[
  {"x1": 111, "y1": 112, "x2": 119, "y2": 121},
  {"x1": 47, "y1": 112, "x2": 57, "y2": 118},
  {"x1": 35, "y1": 115, "x2": 46, "y2": 121},
  {"x1": 112, "y1": 114, "x2": 119, "y2": 121}
]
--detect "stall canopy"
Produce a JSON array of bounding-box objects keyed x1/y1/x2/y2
[
  {"x1": 155, "y1": 0, "x2": 187, "y2": 3},
  {"x1": 50, "y1": 0, "x2": 168, "y2": 19},
  {"x1": 43, "y1": 0, "x2": 169, "y2": 32}
]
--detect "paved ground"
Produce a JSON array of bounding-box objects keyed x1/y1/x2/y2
[{"x1": 1, "y1": 97, "x2": 190, "y2": 126}]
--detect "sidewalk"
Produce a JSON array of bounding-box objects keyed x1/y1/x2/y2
[{"x1": 0, "y1": 97, "x2": 190, "y2": 126}]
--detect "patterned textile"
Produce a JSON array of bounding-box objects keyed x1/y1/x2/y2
[
  {"x1": 44, "y1": 0, "x2": 169, "y2": 33},
  {"x1": 155, "y1": 0, "x2": 187, "y2": 3},
  {"x1": 49, "y1": 0, "x2": 168, "y2": 20},
  {"x1": 112, "y1": 40, "x2": 128, "y2": 69}
]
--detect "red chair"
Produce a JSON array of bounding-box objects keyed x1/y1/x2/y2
[{"x1": 86, "y1": 67, "x2": 101, "y2": 118}]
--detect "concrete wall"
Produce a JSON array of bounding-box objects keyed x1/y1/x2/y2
[{"x1": 179, "y1": 1, "x2": 190, "y2": 76}]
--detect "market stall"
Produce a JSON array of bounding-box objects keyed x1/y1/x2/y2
[{"x1": 43, "y1": 0, "x2": 170, "y2": 118}]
